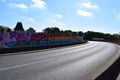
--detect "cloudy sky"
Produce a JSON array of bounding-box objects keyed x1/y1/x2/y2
[{"x1": 0, "y1": 0, "x2": 120, "y2": 33}]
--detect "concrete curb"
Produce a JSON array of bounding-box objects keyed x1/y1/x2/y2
[
  {"x1": 88, "y1": 43, "x2": 120, "y2": 80},
  {"x1": 116, "y1": 74, "x2": 120, "y2": 80}
]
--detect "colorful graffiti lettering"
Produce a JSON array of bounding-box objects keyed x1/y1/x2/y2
[{"x1": 0, "y1": 32, "x2": 83, "y2": 48}]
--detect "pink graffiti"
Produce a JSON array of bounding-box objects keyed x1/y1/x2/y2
[
  {"x1": 1, "y1": 33, "x2": 16, "y2": 44},
  {"x1": 30, "y1": 34, "x2": 46, "y2": 41},
  {"x1": 15, "y1": 33, "x2": 26, "y2": 42}
]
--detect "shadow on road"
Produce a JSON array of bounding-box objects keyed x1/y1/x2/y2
[{"x1": 95, "y1": 57, "x2": 120, "y2": 80}]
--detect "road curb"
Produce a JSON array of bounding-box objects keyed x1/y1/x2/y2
[
  {"x1": 116, "y1": 74, "x2": 120, "y2": 80},
  {"x1": 88, "y1": 43, "x2": 120, "y2": 80}
]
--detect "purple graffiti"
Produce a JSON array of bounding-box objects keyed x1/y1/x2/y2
[{"x1": 0, "y1": 32, "x2": 82, "y2": 48}]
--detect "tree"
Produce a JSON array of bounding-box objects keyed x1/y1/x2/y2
[
  {"x1": 51, "y1": 27, "x2": 61, "y2": 34},
  {"x1": 43, "y1": 27, "x2": 61, "y2": 34},
  {"x1": 14, "y1": 22, "x2": 24, "y2": 32},
  {"x1": 26, "y1": 27, "x2": 36, "y2": 34},
  {"x1": 43, "y1": 27, "x2": 52, "y2": 34},
  {"x1": 77, "y1": 31, "x2": 84, "y2": 36},
  {"x1": 72, "y1": 32, "x2": 77, "y2": 35},
  {"x1": 84, "y1": 31, "x2": 104, "y2": 40},
  {"x1": 64, "y1": 30, "x2": 73, "y2": 35},
  {"x1": 0, "y1": 27, "x2": 4, "y2": 32},
  {"x1": 84, "y1": 31, "x2": 94, "y2": 40},
  {"x1": 112, "y1": 34, "x2": 120, "y2": 40},
  {"x1": 7, "y1": 28, "x2": 12, "y2": 32},
  {"x1": 103, "y1": 33, "x2": 112, "y2": 40}
]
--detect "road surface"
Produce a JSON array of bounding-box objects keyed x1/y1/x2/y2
[{"x1": 0, "y1": 41, "x2": 119, "y2": 80}]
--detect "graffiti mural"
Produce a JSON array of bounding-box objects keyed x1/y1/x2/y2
[{"x1": 0, "y1": 32, "x2": 83, "y2": 48}]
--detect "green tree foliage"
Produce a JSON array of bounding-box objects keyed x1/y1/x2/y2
[
  {"x1": 84, "y1": 31, "x2": 94, "y2": 40},
  {"x1": 0, "y1": 27, "x2": 4, "y2": 32},
  {"x1": 72, "y1": 32, "x2": 77, "y2": 35},
  {"x1": 26, "y1": 27, "x2": 36, "y2": 34},
  {"x1": 77, "y1": 31, "x2": 84, "y2": 36},
  {"x1": 43, "y1": 27, "x2": 60, "y2": 34},
  {"x1": 43, "y1": 27, "x2": 52, "y2": 34},
  {"x1": 103, "y1": 33, "x2": 112, "y2": 40},
  {"x1": 111, "y1": 34, "x2": 120, "y2": 40},
  {"x1": 43, "y1": 27, "x2": 84, "y2": 36},
  {"x1": 7, "y1": 28, "x2": 12, "y2": 32},
  {"x1": 51, "y1": 27, "x2": 61, "y2": 34},
  {"x1": 63, "y1": 30, "x2": 73, "y2": 35},
  {"x1": 84, "y1": 31, "x2": 120, "y2": 40}
]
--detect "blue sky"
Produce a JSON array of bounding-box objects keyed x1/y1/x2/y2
[{"x1": 0, "y1": 0, "x2": 120, "y2": 33}]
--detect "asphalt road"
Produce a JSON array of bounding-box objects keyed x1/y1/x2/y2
[{"x1": 0, "y1": 41, "x2": 119, "y2": 80}]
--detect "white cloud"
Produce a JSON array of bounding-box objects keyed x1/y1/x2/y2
[
  {"x1": 56, "y1": 14, "x2": 62, "y2": 18},
  {"x1": 51, "y1": 19, "x2": 56, "y2": 23},
  {"x1": 76, "y1": 10, "x2": 93, "y2": 17},
  {"x1": 80, "y1": 1, "x2": 99, "y2": 10},
  {"x1": 31, "y1": 0, "x2": 46, "y2": 9},
  {"x1": 11, "y1": 3, "x2": 28, "y2": 9},
  {"x1": 28, "y1": 18, "x2": 35, "y2": 22}
]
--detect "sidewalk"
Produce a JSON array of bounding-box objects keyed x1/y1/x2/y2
[{"x1": 117, "y1": 74, "x2": 120, "y2": 80}]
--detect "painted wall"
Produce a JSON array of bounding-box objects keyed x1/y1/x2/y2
[{"x1": 0, "y1": 32, "x2": 83, "y2": 48}]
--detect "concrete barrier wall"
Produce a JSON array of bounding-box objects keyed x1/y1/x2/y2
[
  {"x1": 95, "y1": 57, "x2": 120, "y2": 80},
  {"x1": 0, "y1": 32, "x2": 83, "y2": 48}
]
